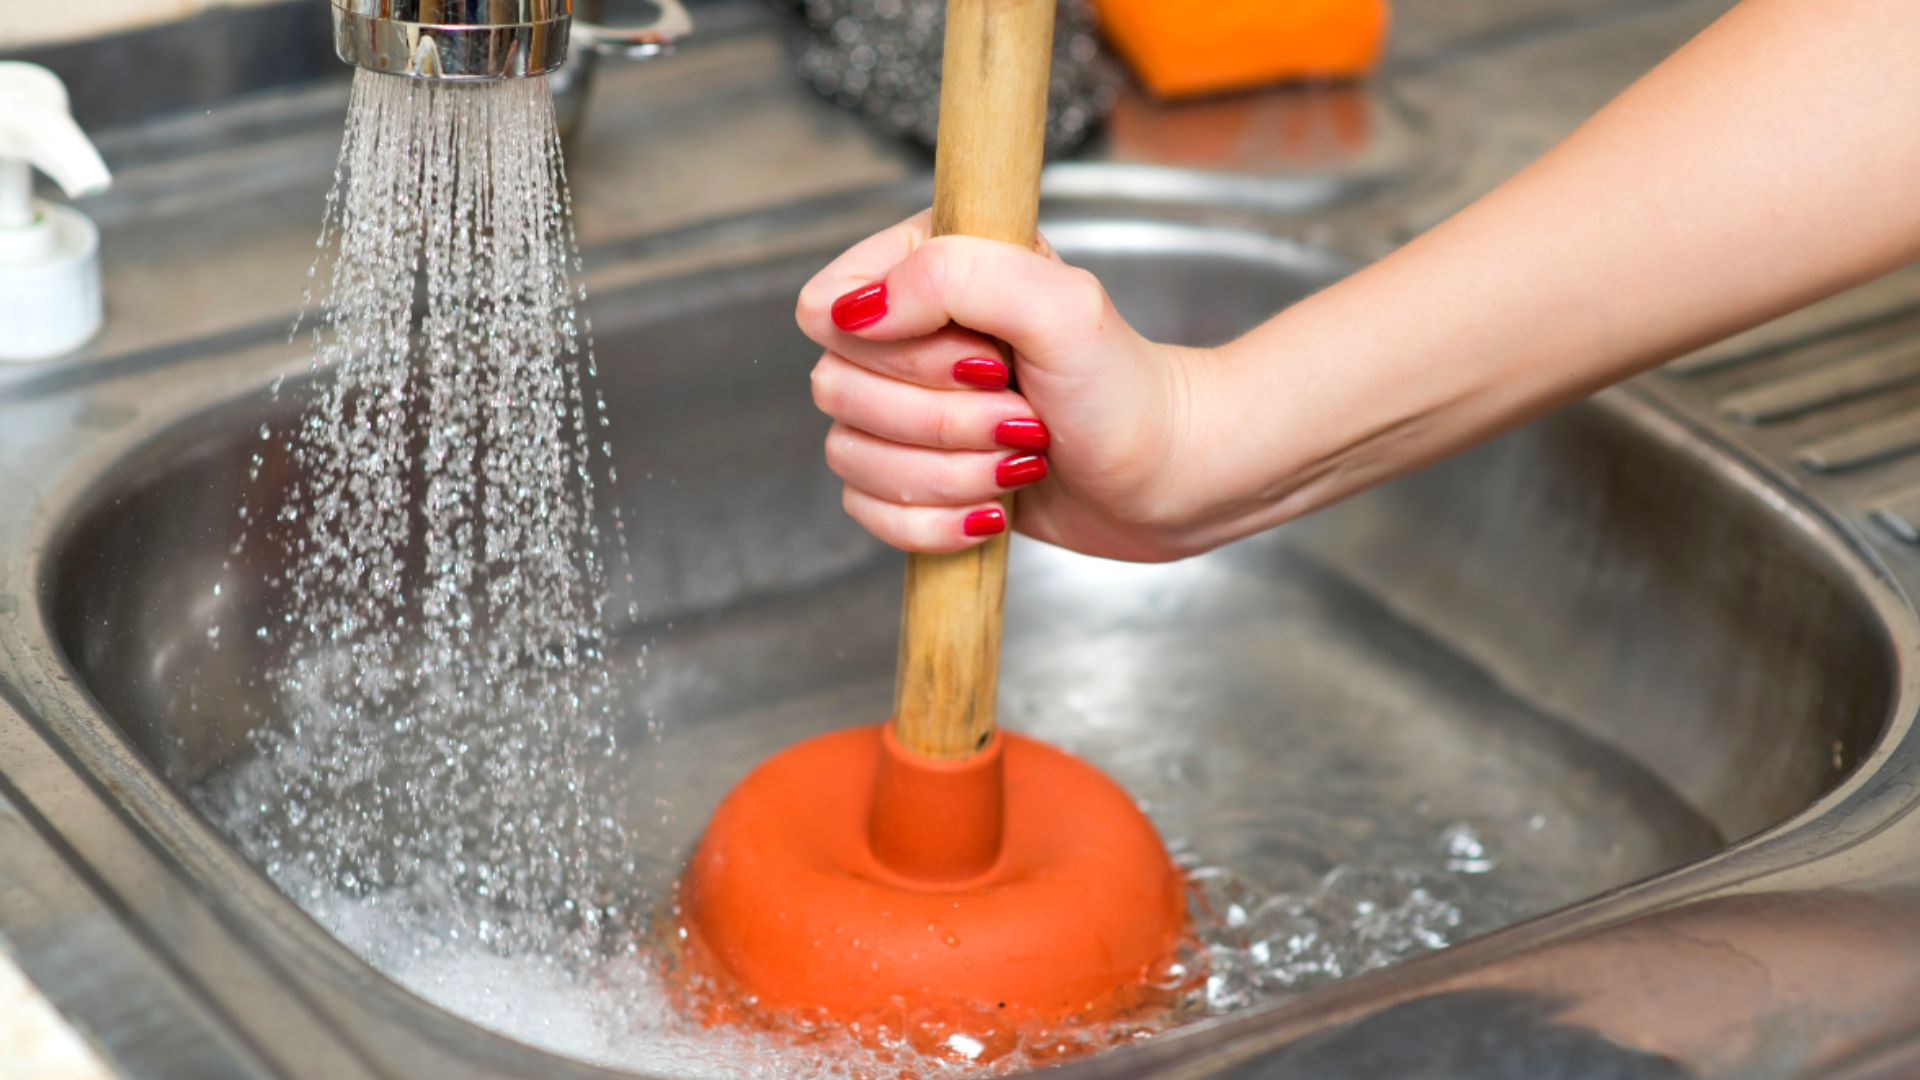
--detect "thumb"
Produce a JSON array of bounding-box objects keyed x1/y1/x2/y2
[{"x1": 831, "y1": 235, "x2": 1120, "y2": 368}]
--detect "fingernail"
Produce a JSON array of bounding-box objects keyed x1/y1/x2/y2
[
  {"x1": 993, "y1": 418, "x2": 1051, "y2": 451},
  {"x1": 830, "y1": 282, "x2": 888, "y2": 331},
  {"x1": 995, "y1": 453, "x2": 1048, "y2": 489},
  {"x1": 963, "y1": 507, "x2": 1007, "y2": 537},
  {"x1": 953, "y1": 357, "x2": 1010, "y2": 390}
]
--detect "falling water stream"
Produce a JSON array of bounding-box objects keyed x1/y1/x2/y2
[
  {"x1": 195, "y1": 71, "x2": 1719, "y2": 1076},
  {"x1": 210, "y1": 72, "x2": 631, "y2": 963}
]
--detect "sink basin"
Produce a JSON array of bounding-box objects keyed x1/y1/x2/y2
[{"x1": 6, "y1": 208, "x2": 1920, "y2": 1078}]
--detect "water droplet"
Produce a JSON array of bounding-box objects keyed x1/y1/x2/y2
[{"x1": 1436, "y1": 821, "x2": 1500, "y2": 874}]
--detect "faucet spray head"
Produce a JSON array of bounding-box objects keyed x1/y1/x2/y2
[
  {"x1": 332, "y1": 0, "x2": 693, "y2": 82},
  {"x1": 332, "y1": 0, "x2": 574, "y2": 81}
]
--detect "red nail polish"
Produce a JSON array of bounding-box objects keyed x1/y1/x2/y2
[
  {"x1": 963, "y1": 507, "x2": 1007, "y2": 537},
  {"x1": 831, "y1": 282, "x2": 888, "y2": 331},
  {"x1": 994, "y1": 418, "x2": 1051, "y2": 451},
  {"x1": 995, "y1": 454, "x2": 1048, "y2": 489},
  {"x1": 953, "y1": 357, "x2": 1009, "y2": 390}
]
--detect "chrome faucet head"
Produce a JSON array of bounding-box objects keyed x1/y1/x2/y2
[
  {"x1": 332, "y1": 0, "x2": 574, "y2": 81},
  {"x1": 332, "y1": 0, "x2": 693, "y2": 83}
]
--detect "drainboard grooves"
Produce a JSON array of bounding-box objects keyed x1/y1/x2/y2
[
  {"x1": 1872, "y1": 490, "x2": 1920, "y2": 545},
  {"x1": 1668, "y1": 297, "x2": 1920, "y2": 377},
  {"x1": 1799, "y1": 407, "x2": 1920, "y2": 474},
  {"x1": 1668, "y1": 292, "x2": 1920, "y2": 548},
  {"x1": 1720, "y1": 342, "x2": 1920, "y2": 424}
]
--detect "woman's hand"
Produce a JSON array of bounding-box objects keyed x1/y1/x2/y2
[
  {"x1": 803, "y1": 1, "x2": 1920, "y2": 569},
  {"x1": 796, "y1": 210, "x2": 1219, "y2": 562}
]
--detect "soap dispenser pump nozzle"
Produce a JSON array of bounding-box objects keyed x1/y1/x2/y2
[
  {"x1": 0, "y1": 63, "x2": 110, "y2": 223},
  {"x1": 0, "y1": 62, "x2": 111, "y2": 362}
]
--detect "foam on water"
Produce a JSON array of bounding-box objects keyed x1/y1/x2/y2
[
  {"x1": 197, "y1": 70, "x2": 1616, "y2": 1078},
  {"x1": 268, "y1": 824, "x2": 1481, "y2": 1075}
]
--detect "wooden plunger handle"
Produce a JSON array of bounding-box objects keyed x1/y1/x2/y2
[{"x1": 891, "y1": 0, "x2": 1056, "y2": 760}]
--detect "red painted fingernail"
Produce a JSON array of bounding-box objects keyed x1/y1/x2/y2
[
  {"x1": 953, "y1": 357, "x2": 1009, "y2": 390},
  {"x1": 994, "y1": 417, "x2": 1051, "y2": 451},
  {"x1": 995, "y1": 453, "x2": 1048, "y2": 489},
  {"x1": 962, "y1": 507, "x2": 1007, "y2": 537},
  {"x1": 830, "y1": 282, "x2": 888, "y2": 331}
]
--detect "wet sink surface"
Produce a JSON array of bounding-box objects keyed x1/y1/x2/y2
[{"x1": 34, "y1": 218, "x2": 1901, "y2": 1075}]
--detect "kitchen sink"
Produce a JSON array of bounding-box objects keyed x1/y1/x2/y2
[
  {"x1": 5, "y1": 203, "x2": 1918, "y2": 1078},
  {"x1": 4, "y1": 2, "x2": 1920, "y2": 1074}
]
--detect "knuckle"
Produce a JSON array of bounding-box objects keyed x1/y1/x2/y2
[
  {"x1": 915, "y1": 239, "x2": 971, "y2": 309},
  {"x1": 909, "y1": 247, "x2": 947, "y2": 307},
  {"x1": 874, "y1": 343, "x2": 915, "y2": 380},
  {"x1": 822, "y1": 427, "x2": 851, "y2": 472},
  {"x1": 1061, "y1": 266, "x2": 1109, "y2": 327},
  {"x1": 795, "y1": 286, "x2": 827, "y2": 336},
  {"x1": 844, "y1": 485, "x2": 912, "y2": 551},
  {"x1": 809, "y1": 358, "x2": 841, "y2": 413},
  {"x1": 936, "y1": 455, "x2": 974, "y2": 504},
  {"x1": 930, "y1": 402, "x2": 961, "y2": 449},
  {"x1": 842, "y1": 485, "x2": 878, "y2": 530}
]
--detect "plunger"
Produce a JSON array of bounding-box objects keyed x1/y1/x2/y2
[{"x1": 676, "y1": 0, "x2": 1186, "y2": 1031}]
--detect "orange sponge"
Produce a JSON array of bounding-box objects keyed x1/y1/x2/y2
[{"x1": 1093, "y1": 0, "x2": 1390, "y2": 100}]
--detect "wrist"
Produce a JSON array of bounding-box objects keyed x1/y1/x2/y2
[
  {"x1": 1107, "y1": 340, "x2": 1263, "y2": 558},
  {"x1": 1154, "y1": 306, "x2": 1375, "y2": 552}
]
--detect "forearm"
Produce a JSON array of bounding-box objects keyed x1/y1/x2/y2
[{"x1": 1179, "y1": 0, "x2": 1920, "y2": 546}]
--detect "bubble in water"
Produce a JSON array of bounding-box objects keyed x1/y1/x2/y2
[
  {"x1": 1436, "y1": 821, "x2": 1501, "y2": 874},
  {"x1": 1187, "y1": 865, "x2": 1259, "y2": 935}
]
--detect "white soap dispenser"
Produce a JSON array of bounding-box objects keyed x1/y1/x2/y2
[{"x1": 0, "y1": 62, "x2": 111, "y2": 362}]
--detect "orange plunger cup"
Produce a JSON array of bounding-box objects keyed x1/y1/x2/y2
[{"x1": 676, "y1": 0, "x2": 1186, "y2": 1033}]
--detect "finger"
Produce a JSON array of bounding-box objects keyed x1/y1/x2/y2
[
  {"x1": 824, "y1": 423, "x2": 1047, "y2": 507},
  {"x1": 811, "y1": 236, "x2": 1113, "y2": 364},
  {"x1": 810, "y1": 353, "x2": 1050, "y2": 450},
  {"x1": 824, "y1": 325, "x2": 1009, "y2": 390},
  {"x1": 796, "y1": 210, "x2": 934, "y2": 342},
  {"x1": 841, "y1": 485, "x2": 1007, "y2": 555}
]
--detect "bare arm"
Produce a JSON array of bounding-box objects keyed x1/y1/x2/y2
[
  {"x1": 1191, "y1": 0, "x2": 1920, "y2": 545},
  {"x1": 797, "y1": 0, "x2": 1920, "y2": 560}
]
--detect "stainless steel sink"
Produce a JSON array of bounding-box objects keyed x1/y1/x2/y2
[
  {"x1": 6, "y1": 1, "x2": 1920, "y2": 1075},
  {"x1": 3, "y1": 191, "x2": 1919, "y2": 1078}
]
